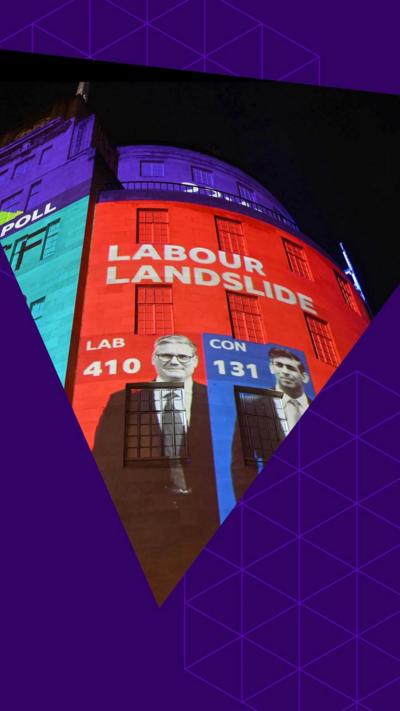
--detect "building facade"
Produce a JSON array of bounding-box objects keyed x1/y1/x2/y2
[{"x1": 0, "y1": 98, "x2": 369, "y2": 603}]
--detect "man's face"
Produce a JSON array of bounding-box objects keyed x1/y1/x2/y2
[
  {"x1": 269, "y1": 356, "x2": 309, "y2": 396},
  {"x1": 152, "y1": 341, "x2": 198, "y2": 382}
]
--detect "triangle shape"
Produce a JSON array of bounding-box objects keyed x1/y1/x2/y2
[
  {"x1": 246, "y1": 473, "x2": 298, "y2": 533},
  {"x1": 0, "y1": 28, "x2": 32, "y2": 51},
  {"x1": 37, "y1": 0, "x2": 90, "y2": 54},
  {"x1": 301, "y1": 541, "x2": 352, "y2": 600},
  {"x1": 306, "y1": 574, "x2": 356, "y2": 633},
  {"x1": 363, "y1": 546, "x2": 400, "y2": 595},
  {"x1": 305, "y1": 640, "x2": 356, "y2": 698},
  {"x1": 359, "y1": 640, "x2": 400, "y2": 698},
  {"x1": 359, "y1": 508, "x2": 400, "y2": 567},
  {"x1": 205, "y1": 0, "x2": 258, "y2": 54},
  {"x1": 301, "y1": 671, "x2": 353, "y2": 711},
  {"x1": 243, "y1": 573, "x2": 295, "y2": 633},
  {"x1": 209, "y1": 27, "x2": 261, "y2": 78},
  {"x1": 206, "y1": 505, "x2": 241, "y2": 567},
  {"x1": 149, "y1": 25, "x2": 201, "y2": 69},
  {"x1": 94, "y1": 26, "x2": 147, "y2": 63},
  {"x1": 302, "y1": 374, "x2": 357, "y2": 435},
  {"x1": 363, "y1": 481, "x2": 400, "y2": 528},
  {"x1": 189, "y1": 638, "x2": 241, "y2": 699},
  {"x1": 109, "y1": 0, "x2": 146, "y2": 21},
  {"x1": 358, "y1": 373, "x2": 400, "y2": 435},
  {"x1": 363, "y1": 678, "x2": 400, "y2": 711},
  {"x1": 243, "y1": 505, "x2": 295, "y2": 566},
  {"x1": 246, "y1": 455, "x2": 296, "y2": 501},
  {"x1": 32, "y1": 26, "x2": 86, "y2": 57},
  {"x1": 359, "y1": 440, "x2": 400, "y2": 500},
  {"x1": 184, "y1": 605, "x2": 237, "y2": 667},
  {"x1": 247, "y1": 607, "x2": 298, "y2": 666},
  {"x1": 262, "y1": 25, "x2": 317, "y2": 83},
  {"x1": 301, "y1": 475, "x2": 352, "y2": 534},
  {"x1": 303, "y1": 440, "x2": 357, "y2": 501},
  {"x1": 92, "y1": 0, "x2": 143, "y2": 55},
  {"x1": 362, "y1": 612, "x2": 400, "y2": 662},
  {"x1": 149, "y1": 0, "x2": 181, "y2": 20},
  {"x1": 152, "y1": 0, "x2": 204, "y2": 54},
  {"x1": 359, "y1": 573, "x2": 400, "y2": 632},
  {"x1": 249, "y1": 673, "x2": 298, "y2": 711},
  {"x1": 298, "y1": 410, "x2": 354, "y2": 468},
  {"x1": 188, "y1": 573, "x2": 241, "y2": 633},
  {"x1": 283, "y1": 59, "x2": 320, "y2": 85},
  {"x1": 243, "y1": 639, "x2": 294, "y2": 699},
  {"x1": 361, "y1": 413, "x2": 400, "y2": 462},
  {"x1": 185, "y1": 548, "x2": 238, "y2": 600},
  {"x1": 301, "y1": 607, "x2": 352, "y2": 666},
  {"x1": 304, "y1": 509, "x2": 356, "y2": 568},
  {"x1": 248, "y1": 541, "x2": 298, "y2": 599}
]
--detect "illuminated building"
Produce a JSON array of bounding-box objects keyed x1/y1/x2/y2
[{"x1": 0, "y1": 90, "x2": 369, "y2": 602}]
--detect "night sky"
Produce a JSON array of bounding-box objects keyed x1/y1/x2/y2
[{"x1": 1, "y1": 63, "x2": 399, "y2": 315}]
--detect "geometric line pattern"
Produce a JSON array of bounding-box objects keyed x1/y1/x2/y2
[
  {"x1": 184, "y1": 289, "x2": 400, "y2": 708},
  {"x1": 0, "y1": 0, "x2": 320, "y2": 84}
]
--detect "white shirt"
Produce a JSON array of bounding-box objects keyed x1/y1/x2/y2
[
  {"x1": 281, "y1": 391, "x2": 310, "y2": 431},
  {"x1": 154, "y1": 377, "x2": 194, "y2": 430}
]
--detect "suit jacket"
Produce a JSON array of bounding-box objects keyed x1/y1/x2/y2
[
  {"x1": 92, "y1": 381, "x2": 219, "y2": 604},
  {"x1": 230, "y1": 391, "x2": 313, "y2": 503}
]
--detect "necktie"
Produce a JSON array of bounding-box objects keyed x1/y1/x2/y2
[
  {"x1": 286, "y1": 398, "x2": 302, "y2": 431},
  {"x1": 161, "y1": 390, "x2": 185, "y2": 457}
]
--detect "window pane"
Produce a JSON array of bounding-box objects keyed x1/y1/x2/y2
[
  {"x1": 136, "y1": 286, "x2": 174, "y2": 334},
  {"x1": 236, "y1": 387, "x2": 287, "y2": 463},
  {"x1": 283, "y1": 239, "x2": 312, "y2": 280},
  {"x1": 125, "y1": 385, "x2": 188, "y2": 461},
  {"x1": 305, "y1": 314, "x2": 339, "y2": 366},
  {"x1": 227, "y1": 293, "x2": 264, "y2": 343},
  {"x1": 137, "y1": 209, "x2": 169, "y2": 243},
  {"x1": 216, "y1": 217, "x2": 247, "y2": 255},
  {"x1": 140, "y1": 161, "x2": 165, "y2": 177}
]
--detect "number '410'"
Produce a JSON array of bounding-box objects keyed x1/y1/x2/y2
[{"x1": 83, "y1": 358, "x2": 141, "y2": 376}]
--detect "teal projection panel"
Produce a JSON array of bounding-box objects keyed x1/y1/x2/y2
[{"x1": 2, "y1": 196, "x2": 90, "y2": 383}]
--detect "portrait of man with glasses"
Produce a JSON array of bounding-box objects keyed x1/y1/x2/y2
[{"x1": 93, "y1": 333, "x2": 219, "y2": 604}]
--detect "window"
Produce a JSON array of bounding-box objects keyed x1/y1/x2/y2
[
  {"x1": 283, "y1": 239, "x2": 312, "y2": 280},
  {"x1": 305, "y1": 314, "x2": 339, "y2": 367},
  {"x1": 1, "y1": 191, "x2": 23, "y2": 212},
  {"x1": 238, "y1": 183, "x2": 255, "y2": 202},
  {"x1": 136, "y1": 286, "x2": 174, "y2": 335},
  {"x1": 10, "y1": 220, "x2": 60, "y2": 271},
  {"x1": 227, "y1": 293, "x2": 264, "y2": 343},
  {"x1": 336, "y1": 273, "x2": 359, "y2": 313},
  {"x1": 25, "y1": 180, "x2": 41, "y2": 211},
  {"x1": 235, "y1": 386, "x2": 288, "y2": 464},
  {"x1": 137, "y1": 209, "x2": 169, "y2": 243},
  {"x1": 30, "y1": 297, "x2": 46, "y2": 320},
  {"x1": 216, "y1": 217, "x2": 247, "y2": 255},
  {"x1": 41, "y1": 221, "x2": 59, "y2": 259},
  {"x1": 13, "y1": 156, "x2": 34, "y2": 179},
  {"x1": 39, "y1": 146, "x2": 52, "y2": 164},
  {"x1": 140, "y1": 160, "x2": 165, "y2": 177},
  {"x1": 192, "y1": 166, "x2": 213, "y2": 186},
  {"x1": 124, "y1": 383, "x2": 188, "y2": 462},
  {"x1": 69, "y1": 118, "x2": 90, "y2": 156}
]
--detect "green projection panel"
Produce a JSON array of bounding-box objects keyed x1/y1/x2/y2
[{"x1": 2, "y1": 197, "x2": 89, "y2": 383}]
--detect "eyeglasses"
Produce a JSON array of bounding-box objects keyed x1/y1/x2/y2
[{"x1": 155, "y1": 353, "x2": 194, "y2": 364}]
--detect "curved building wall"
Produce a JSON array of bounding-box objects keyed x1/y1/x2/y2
[
  {"x1": 117, "y1": 145, "x2": 296, "y2": 224},
  {"x1": 72, "y1": 196, "x2": 368, "y2": 441}
]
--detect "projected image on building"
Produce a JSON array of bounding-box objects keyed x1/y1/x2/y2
[{"x1": 0, "y1": 83, "x2": 372, "y2": 604}]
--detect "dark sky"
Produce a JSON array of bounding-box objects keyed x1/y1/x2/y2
[{"x1": 1, "y1": 66, "x2": 399, "y2": 314}]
